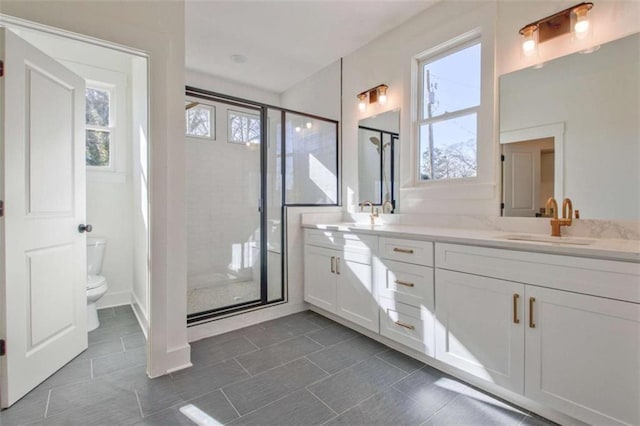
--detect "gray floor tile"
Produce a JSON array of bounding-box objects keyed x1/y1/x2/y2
[
  {"x1": 236, "y1": 336, "x2": 323, "y2": 375},
  {"x1": 308, "y1": 356, "x2": 407, "y2": 414},
  {"x1": 243, "y1": 318, "x2": 321, "y2": 348},
  {"x1": 376, "y1": 350, "x2": 425, "y2": 374},
  {"x1": 35, "y1": 358, "x2": 92, "y2": 392},
  {"x1": 133, "y1": 406, "x2": 193, "y2": 426},
  {"x1": 0, "y1": 387, "x2": 49, "y2": 426},
  {"x1": 186, "y1": 390, "x2": 240, "y2": 424},
  {"x1": 46, "y1": 376, "x2": 132, "y2": 417},
  {"x1": 91, "y1": 345, "x2": 146, "y2": 378},
  {"x1": 424, "y1": 394, "x2": 526, "y2": 426},
  {"x1": 171, "y1": 359, "x2": 249, "y2": 400},
  {"x1": 521, "y1": 415, "x2": 558, "y2": 426},
  {"x1": 229, "y1": 390, "x2": 335, "y2": 426},
  {"x1": 305, "y1": 323, "x2": 358, "y2": 347},
  {"x1": 44, "y1": 392, "x2": 142, "y2": 425},
  {"x1": 302, "y1": 311, "x2": 337, "y2": 328},
  {"x1": 97, "y1": 308, "x2": 115, "y2": 320},
  {"x1": 102, "y1": 365, "x2": 183, "y2": 417},
  {"x1": 88, "y1": 321, "x2": 142, "y2": 345},
  {"x1": 190, "y1": 336, "x2": 257, "y2": 367},
  {"x1": 223, "y1": 358, "x2": 328, "y2": 415},
  {"x1": 325, "y1": 387, "x2": 434, "y2": 426},
  {"x1": 122, "y1": 332, "x2": 147, "y2": 351},
  {"x1": 392, "y1": 367, "x2": 458, "y2": 413},
  {"x1": 75, "y1": 339, "x2": 124, "y2": 361},
  {"x1": 306, "y1": 334, "x2": 387, "y2": 374}
]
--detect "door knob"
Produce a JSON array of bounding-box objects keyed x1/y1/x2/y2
[{"x1": 78, "y1": 224, "x2": 93, "y2": 233}]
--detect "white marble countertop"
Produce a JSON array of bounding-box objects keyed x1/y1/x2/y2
[{"x1": 302, "y1": 222, "x2": 640, "y2": 263}]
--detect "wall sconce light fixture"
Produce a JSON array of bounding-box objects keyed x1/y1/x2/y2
[
  {"x1": 519, "y1": 2, "x2": 593, "y2": 56},
  {"x1": 357, "y1": 84, "x2": 388, "y2": 112}
]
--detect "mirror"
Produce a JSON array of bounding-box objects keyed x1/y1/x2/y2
[
  {"x1": 358, "y1": 109, "x2": 400, "y2": 211},
  {"x1": 499, "y1": 33, "x2": 639, "y2": 220}
]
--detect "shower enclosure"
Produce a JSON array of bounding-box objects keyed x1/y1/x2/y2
[{"x1": 185, "y1": 88, "x2": 338, "y2": 322}]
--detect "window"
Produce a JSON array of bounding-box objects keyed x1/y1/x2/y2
[
  {"x1": 228, "y1": 110, "x2": 260, "y2": 145},
  {"x1": 418, "y1": 39, "x2": 481, "y2": 181},
  {"x1": 186, "y1": 103, "x2": 214, "y2": 139},
  {"x1": 86, "y1": 86, "x2": 113, "y2": 167}
]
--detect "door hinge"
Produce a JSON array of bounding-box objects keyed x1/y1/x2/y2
[
  {"x1": 500, "y1": 202, "x2": 505, "y2": 210},
  {"x1": 0, "y1": 340, "x2": 5, "y2": 356},
  {"x1": 0, "y1": 60, "x2": 3, "y2": 77},
  {"x1": 0, "y1": 200, "x2": 3, "y2": 217},
  {"x1": 501, "y1": 154, "x2": 505, "y2": 161}
]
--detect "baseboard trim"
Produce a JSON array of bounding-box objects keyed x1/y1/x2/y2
[{"x1": 131, "y1": 292, "x2": 149, "y2": 337}]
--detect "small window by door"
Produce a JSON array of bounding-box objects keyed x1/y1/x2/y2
[
  {"x1": 186, "y1": 103, "x2": 215, "y2": 139},
  {"x1": 86, "y1": 86, "x2": 114, "y2": 168},
  {"x1": 228, "y1": 110, "x2": 260, "y2": 145}
]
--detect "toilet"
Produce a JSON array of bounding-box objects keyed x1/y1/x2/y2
[{"x1": 87, "y1": 237, "x2": 109, "y2": 332}]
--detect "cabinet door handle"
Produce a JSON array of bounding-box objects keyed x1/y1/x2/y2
[
  {"x1": 529, "y1": 297, "x2": 536, "y2": 328},
  {"x1": 330, "y1": 256, "x2": 336, "y2": 274},
  {"x1": 513, "y1": 293, "x2": 520, "y2": 324},
  {"x1": 336, "y1": 257, "x2": 341, "y2": 275},
  {"x1": 395, "y1": 321, "x2": 415, "y2": 330},
  {"x1": 395, "y1": 280, "x2": 415, "y2": 288},
  {"x1": 393, "y1": 248, "x2": 414, "y2": 254}
]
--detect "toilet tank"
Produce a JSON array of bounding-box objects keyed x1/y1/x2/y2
[{"x1": 87, "y1": 237, "x2": 107, "y2": 275}]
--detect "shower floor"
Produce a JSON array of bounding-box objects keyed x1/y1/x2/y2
[{"x1": 187, "y1": 279, "x2": 260, "y2": 315}]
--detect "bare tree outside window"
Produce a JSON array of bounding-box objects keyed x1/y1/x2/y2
[
  {"x1": 228, "y1": 110, "x2": 260, "y2": 145},
  {"x1": 186, "y1": 105, "x2": 214, "y2": 139},
  {"x1": 86, "y1": 87, "x2": 112, "y2": 167}
]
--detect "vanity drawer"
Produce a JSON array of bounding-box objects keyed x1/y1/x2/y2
[
  {"x1": 305, "y1": 229, "x2": 377, "y2": 254},
  {"x1": 375, "y1": 259, "x2": 434, "y2": 307},
  {"x1": 436, "y1": 243, "x2": 640, "y2": 303},
  {"x1": 379, "y1": 237, "x2": 433, "y2": 266},
  {"x1": 379, "y1": 297, "x2": 435, "y2": 356}
]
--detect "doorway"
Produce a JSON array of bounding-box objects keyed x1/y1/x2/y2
[{"x1": 0, "y1": 20, "x2": 150, "y2": 407}]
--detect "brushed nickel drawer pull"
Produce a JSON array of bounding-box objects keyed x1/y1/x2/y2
[
  {"x1": 336, "y1": 257, "x2": 341, "y2": 275},
  {"x1": 513, "y1": 293, "x2": 520, "y2": 324},
  {"x1": 330, "y1": 256, "x2": 336, "y2": 274},
  {"x1": 395, "y1": 280, "x2": 415, "y2": 288},
  {"x1": 394, "y1": 321, "x2": 415, "y2": 330},
  {"x1": 393, "y1": 248, "x2": 414, "y2": 254},
  {"x1": 529, "y1": 297, "x2": 536, "y2": 328}
]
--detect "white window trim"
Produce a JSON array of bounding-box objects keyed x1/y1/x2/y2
[
  {"x1": 61, "y1": 59, "x2": 129, "y2": 183},
  {"x1": 411, "y1": 28, "x2": 483, "y2": 187},
  {"x1": 185, "y1": 103, "x2": 215, "y2": 140}
]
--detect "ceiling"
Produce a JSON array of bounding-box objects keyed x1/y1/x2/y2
[{"x1": 186, "y1": 1, "x2": 439, "y2": 93}]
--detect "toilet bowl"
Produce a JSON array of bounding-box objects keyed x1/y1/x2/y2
[{"x1": 87, "y1": 237, "x2": 108, "y2": 331}]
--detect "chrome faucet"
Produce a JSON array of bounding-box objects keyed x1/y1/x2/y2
[{"x1": 359, "y1": 201, "x2": 379, "y2": 225}]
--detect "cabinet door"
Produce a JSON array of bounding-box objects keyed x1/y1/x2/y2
[
  {"x1": 304, "y1": 245, "x2": 337, "y2": 313},
  {"x1": 435, "y1": 269, "x2": 525, "y2": 393},
  {"x1": 525, "y1": 286, "x2": 640, "y2": 426},
  {"x1": 337, "y1": 257, "x2": 378, "y2": 332}
]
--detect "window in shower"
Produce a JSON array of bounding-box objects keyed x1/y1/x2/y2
[
  {"x1": 185, "y1": 88, "x2": 339, "y2": 323},
  {"x1": 185, "y1": 103, "x2": 214, "y2": 139}
]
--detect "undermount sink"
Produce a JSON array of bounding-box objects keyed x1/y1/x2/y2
[{"x1": 499, "y1": 234, "x2": 596, "y2": 246}]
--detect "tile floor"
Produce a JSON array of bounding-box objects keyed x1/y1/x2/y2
[{"x1": 0, "y1": 308, "x2": 555, "y2": 426}]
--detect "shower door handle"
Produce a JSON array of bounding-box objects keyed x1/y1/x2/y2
[{"x1": 257, "y1": 198, "x2": 262, "y2": 213}]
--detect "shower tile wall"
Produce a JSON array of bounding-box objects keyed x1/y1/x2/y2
[{"x1": 186, "y1": 102, "x2": 261, "y2": 314}]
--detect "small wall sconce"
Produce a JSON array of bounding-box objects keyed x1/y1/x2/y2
[
  {"x1": 519, "y1": 2, "x2": 593, "y2": 57},
  {"x1": 357, "y1": 84, "x2": 388, "y2": 112}
]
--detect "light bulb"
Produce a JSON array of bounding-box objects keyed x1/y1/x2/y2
[
  {"x1": 306, "y1": 122, "x2": 312, "y2": 129},
  {"x1": 377, "y1": 85, "x2": 388, "y2": 105},
  {"x1": 574, "y1": 19, "x2": 589, "y2": 39},
  {"x1": 520, "y1": 25, "x2": 538, "y2": 58},
  {"x1": 572, "y1": 4, "x2": 593, "y2": 41},
  {"x1": 357, "y1": 93, "x2": 367, "y2": 112}
]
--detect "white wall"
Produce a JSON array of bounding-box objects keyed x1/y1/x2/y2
[
  {"x1": 1, "y1": 0, "x2": 189, "y2": 377},
  {"x1": 187, "y1": 69, "x2": 280, "y2": 106}
]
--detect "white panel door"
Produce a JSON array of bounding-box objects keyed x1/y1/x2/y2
[
  {"x1": 304, "y1": 245, "x2": 337, "y2": 313},
  {"x1": 0, "y1": 28, "x2": 87, "y2": 407},
  {"x1": 525, "y1": 286, "x2": 640, "y2": 426},
  {"x1": 503, "y1": 143, "x2": 540, "y2": 217},
  {"x1": 435, "y1": 269, "x2": 525, "y2": 394}
]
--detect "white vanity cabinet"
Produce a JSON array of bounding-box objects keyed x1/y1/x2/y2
[
  {"x1": 376, "y1": 237, "x2": 436, "y2": 356},
  {"x1": 304, "y1": 229, "x2": 379, "y2": 332},
  {"x1": 435, "y1": 243, "x2": 640, "y2": 426}
]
